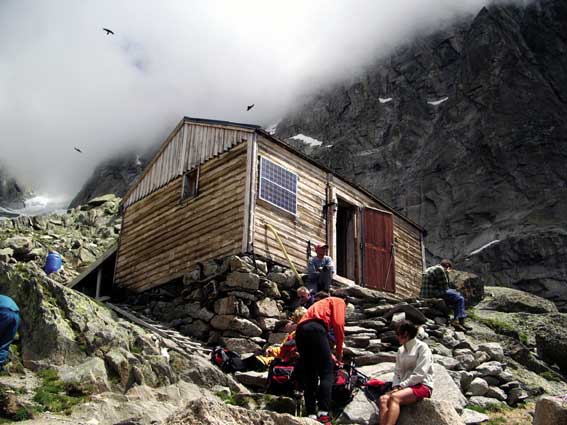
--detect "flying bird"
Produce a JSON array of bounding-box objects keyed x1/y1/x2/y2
[
  {"x1": 103, "y1": 28, "x2": 115, "y2": 35},
  {"x1": 74, "y1": 147, "x2": 83, "y2": 153},
  {"x1": 246, "y1": 104, "x2": 255, "y2": 111}
]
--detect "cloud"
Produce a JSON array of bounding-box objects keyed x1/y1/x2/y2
[{"x1": 0, "y1": 0, "x2": 524, "y2": 196}]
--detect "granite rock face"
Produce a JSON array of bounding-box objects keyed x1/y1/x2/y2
[
  {"x1": 274, "y1": 0, "x2": 567, "y2": 310},
  {"x1": 68, "y1": 151, "x2": 149, "y2": 208},
  {"x1": 0, "y1": 166, "x2": 27, "y2": 210}
]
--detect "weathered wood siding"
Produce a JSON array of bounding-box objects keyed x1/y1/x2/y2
[
  {"x1": 253, "y1": 135, "x2": 327, "y2": 272},
  {"x1": 124, "y1": 121, "x2": 255, "y2": 208},
  {"x1": 115, "y1": 142, "x2": 248, "y2": 292},
  {"x1": 329, "y1": 175, "x2": 423, "y2": 298}
]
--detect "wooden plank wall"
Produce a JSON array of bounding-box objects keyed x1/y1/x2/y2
[
  {"x1": 115, "y1": 142, "x2": 249, "y2": 292},
  {"x1": 124, "y1": 122, "x2": 254, "y2": 208},
  {"x1": 328, "y1": 176, "x2": 423, "y2": 298},
  {"x1": 253, "y1": 135, "x2": 327, "y2": 272}
]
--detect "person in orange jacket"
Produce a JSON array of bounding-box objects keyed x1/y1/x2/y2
[{"x1": 295, "y1": 296, "x2": 347, "y2": 424}]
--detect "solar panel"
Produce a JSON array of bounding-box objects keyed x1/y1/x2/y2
[{"x1": 259, "y1": 157, "x2": 297, "y2": 215}]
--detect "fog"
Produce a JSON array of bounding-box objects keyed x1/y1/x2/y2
[{"x1": 0, "y1": 0, "x2": 529, "y2": 197}]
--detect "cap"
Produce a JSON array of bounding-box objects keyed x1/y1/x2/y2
[{"x1": 315, "y1": 243, "x2": 328, "y2": 251}]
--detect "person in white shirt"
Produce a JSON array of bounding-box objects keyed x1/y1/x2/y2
[{"x1": 378, "y1": 320, "x2": 434, "y2": 425}]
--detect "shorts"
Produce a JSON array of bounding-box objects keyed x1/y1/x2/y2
[{"x1": 409, "y1": 384, "x2": 432, "y2": 400}]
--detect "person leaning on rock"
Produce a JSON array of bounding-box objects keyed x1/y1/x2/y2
[
  {"x1": 420, "y1": 259, "x2": 472, "y2": 332},
  {"x1": 306, "y1": 243, "x2": 335, "y2": 294},
  {"x1": 378, "y1": 320, "x2": 434, "y2": 425},
  {"x1": 0, "y1": 294, "x2": 20, "y2": 370}
]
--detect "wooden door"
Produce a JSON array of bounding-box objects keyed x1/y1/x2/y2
[{"x1": 362, "y1": 208, "x2": 395, "y2": 292}]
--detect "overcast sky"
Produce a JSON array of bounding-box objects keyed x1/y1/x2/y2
[{"x1": 0, "y1": 0, "x2": 526, "y2": 197}]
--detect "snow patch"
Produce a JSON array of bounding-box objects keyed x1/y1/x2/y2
[
  {"x1": 15, "y1": 194, "x2": 70, "y2": 216},
  {"x1": 468, "y1": 240, "x2": 501, "y2": 256},
  {"x1": 428, "y1": 97, "x2": 449, "y2": 106},
  {"x1": 265, "y1": 120, "x2": 281, "y2": 135},
  {"x1": 290, "y1": 134, "x2": 323, "y2": 147},
  {"x1": 135, "y1": 155, "x2": 142, "y2": 166},
  {"x1": 379, "y1": 97, "x2": 393, "y2": 104}
]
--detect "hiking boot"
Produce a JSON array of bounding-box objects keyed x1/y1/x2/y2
[
  {"x1": 451, "y1": 320, "x2": 468, "y2": 332},
  {"x1": 317, "y1": 415, "x2": 332, "y2": 425}
]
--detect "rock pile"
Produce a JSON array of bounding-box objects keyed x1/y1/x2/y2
[
  {"x1": 122, "y1": 254, "x2": 567, "y2": 424},
  {"x1": 0, "y1": 194, "x2": 121, "y2": 283}
]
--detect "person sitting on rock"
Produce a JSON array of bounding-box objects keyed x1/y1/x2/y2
[
  {"x1": 378, "y1": 320, "x2": 434, "y2": 425},
  {"x1": 306, "y1": 243, "x2": 335, "y2": 294},
  {"x1": 420, "y1": 259, "x2": 472, "y2": 331},
  {"x1": 295, "y1": 295, "x2": 347, "y2": 424},
  {"x1": 0, "y1": 294, "x2": 20, "y2": 370}
]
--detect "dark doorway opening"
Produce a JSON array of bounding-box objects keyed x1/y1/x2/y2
[{"x1": 336, "y1": 198, "x2": 358, "y2": 281}]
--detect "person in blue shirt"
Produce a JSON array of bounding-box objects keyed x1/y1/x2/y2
[
  {"x1": 0, "y1": 295, "x2": 20, "y2": 369},
  {"x1": 307, "y1": 243, "x2": 335, "y2": 294}
]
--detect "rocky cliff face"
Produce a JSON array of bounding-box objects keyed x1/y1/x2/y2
[
  {"x1": 275, "y1": 0, "x2": 567, "y2": 309},
  {"x1": 68, "y1": 152, "x2": 149, "y2": 209},
  {"x1": 0, "y1": 165, "x2": 26, "y2": 210}
]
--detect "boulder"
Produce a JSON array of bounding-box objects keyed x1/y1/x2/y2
[
  {"x1": 478, "y1": 286, "x2": 558, "y2": 314},
  {"x1": 252, "y1": 298, "x2": 281, "y2": 318},
  {"x1": 6, "y1": 236, "x2": 32, "y2": 255},
  {"x1": 475, "y1": 361, "x2": 503, "y2": 377},
  {"x1": 447, "y1": 270, "x2": 484, "y2": 306},
  {"x1": 383, "y1": 303, "x2": 427, "y2": 324},
  {"x1": 434, "y1": 355, "x2": 461, "y2": 371},
  {"x1": 210, "y1": 315, "x2": 262, "y2": 337},
  {"x1": 467, "y1": 396, "x2": 505, "y2": 409},
  {"x1": 180, "y1": 320, "x2": 209, "y2": 340},
  {"x1": 234, "y1": 371, "x2": 268, "y2": 388},
  {"x1": 87, "y1": 194, "x2": 119, "y2": 207},
  {"x1": 267, "y1": 270, "x2": 297, "y2": 289},
  {"x1": 214, "y1": 296, "x2": 239, "y2": 315},
  {"x1": 398, "y1": 399, "x2": 465, "y2": 425},
  {"x1": 477, "y1": 343, "x2": 504, "y2": 362},
  {"x1": 461, "y1": 408, "x2": 489, "y2": 424},
  {"x1": 59, "y1": 357, "x2": 110, "y2": 393},
  {"x1": 223, "y1": 337, "x2": 262, "y2": 354},
  {"x1": 170, "y1": 353, "x2": 246, "y2": 394},
  {"x1": 260, "y1": 280, "x2": 281, "y2": 298},
  {"x1": 165, "y1": 397, "x2": 316, "y2": 425},
  {"x1": 485, "y1": 386, "x2": 507, "y2": 402},
  {"x1": 468, "y1": 377, "x2": 489, "y2": 396},
  {"x1": 337, "y1": 390, "x2": 378, "y2": 424},
  {"x1": 225, "y1": 271, "x2": 260, "y2": 291},
  {"x1": 431, "y1": 364, "x2": 468, "y2": 412},
  {"x1": 533, "y1": 396, "x2": 567, "y2": 425},
  {"x1": 535, "y1": 322, "x2": 567, "y2": 374}
]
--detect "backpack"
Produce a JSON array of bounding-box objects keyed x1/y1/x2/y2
[
  {"x1": 210, "y1": 346, "x2": 246, "y2": 373},
  {"x1": 364, "y1": 378, "x2": 392, "y2": 402},
  {"x1": 267, "y1": 358, "x2": 297, "y2": 396},
  {"x1": 332, "y1": 363, "x2": 363, "y2": 407}
]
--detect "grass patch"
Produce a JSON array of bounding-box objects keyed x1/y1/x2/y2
[
  {"x1": 32, "y1": 369, "x2": 89, "y2": 415},
  {"x1": 215, "y1": 390, "x2": 248, "y2": 408},
  {"x1": 486, "y1": 418, "x2": 507, "y2": 425},
  {"x1": 540, "y1": 371, "x2": 563, "y2": 382},
  {"x1": 468, "y1": 310, "x2": 529, "y2": 345},
  {"x1": 466, "y1": 403, "x2": 509, "y2": 414}
]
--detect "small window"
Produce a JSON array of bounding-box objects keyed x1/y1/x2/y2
[
  {"x1": 181, "y1": 167, "x2": 199, "y2": 202},
  {"x1": 259, "y1": 157, "x2": 297, "y2": 215}
]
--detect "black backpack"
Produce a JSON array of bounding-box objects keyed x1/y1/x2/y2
[
  {"x1": 210, "y1": 346, "x2": 246, "y2": 373},
  {"x1": 332, "y1": 363, "x2": 364, "y2": 407}
]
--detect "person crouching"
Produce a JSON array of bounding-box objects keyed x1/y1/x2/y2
[{"x1": 378, "y1": 320, "x2": 433, "y2": 425}]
